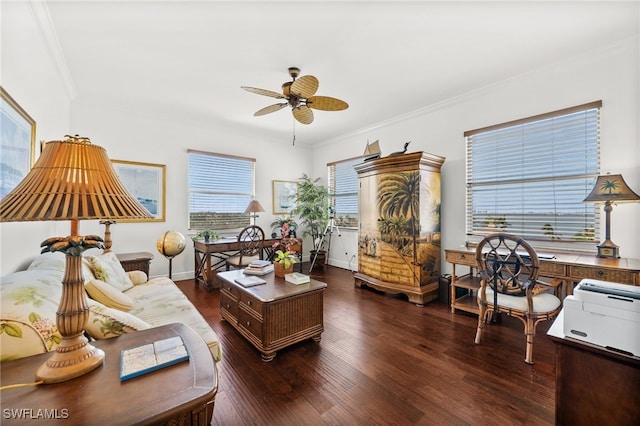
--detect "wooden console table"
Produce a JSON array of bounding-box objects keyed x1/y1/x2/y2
[
  {"x1": 218, "y1": 269, "x2": 326, "y2": 361},
  {"x1": 547, "y1": 311, "x2": 640, "y2": 425},
  {"x1": 0, "y1": 323, "x2": 217, "y2": 425},
  {"x1": 445, "y1": 247, "x2": 640, "y2": 315},
  {"x1": 116, "y1": 251, "x2": 154, "y2": 276},
  {"x1": 193, "y1": 237, "x2": 301, "y2": 290}
]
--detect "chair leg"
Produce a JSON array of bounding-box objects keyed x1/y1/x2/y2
[
  {"x1": 524, "y1": 316, "x2": 534, "y2": 364},
  {"x1": 475, "y1": 306, "x2": 487, "y2": 345}
]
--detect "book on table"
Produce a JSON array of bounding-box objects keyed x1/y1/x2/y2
[
  {"x1": 285, "y1": 272, "x2": 311, "y2": 285},
  {"x1": 243, "y1": 263, "x2": 274, "y2": 275},
  {"x1": 120, "y1": 336, "x2": 189, "y2": 381},
  {"x1": 234, "y1": 275, "x2": 267, "y2": 287}
]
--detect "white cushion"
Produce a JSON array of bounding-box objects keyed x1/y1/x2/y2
[
  {"x1": 87, "y1": 252, "x2": 134, "y2": 292},
  {"x1": 481, "y1": 287, "x2": 561, "y2": 313},
  {"x1": 226, "y1": 255, "x2": 259, "y2": 267},
  {"x1": 85, "y1": 279, "x2": 133, "y2": 311}
]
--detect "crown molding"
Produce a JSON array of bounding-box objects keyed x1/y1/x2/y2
[{"x1": 27, "y1": 0, "x2": 77, "y2": 100}]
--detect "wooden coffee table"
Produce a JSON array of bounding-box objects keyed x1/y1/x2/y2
[
  {"x1": 0, "y1": 323, "x2": 217, "y2": 425},
  {"x1": 218, "y1": 270, "x2": 327, "y2": 361}
]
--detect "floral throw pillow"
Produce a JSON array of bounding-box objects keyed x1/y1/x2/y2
[{"x1": 87, "y1": 252, "x2": 134, "y2": 292}]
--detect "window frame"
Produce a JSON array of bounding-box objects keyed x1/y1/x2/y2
[
  {"x1": 464, "y1": 101, "x2": 602, "y2": 251},
  {"x1": 187, "y1": 149, "x2": 256, "y2": 232},
  {"x1": 328, "y1": 155, "x2": 364, "y2": 229}
]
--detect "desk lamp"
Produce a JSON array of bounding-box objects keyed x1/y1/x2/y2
[
  {"x1": 244, "y1": 199, "x2": 265, "y2": 225},
  {"x1": 583, "y1": 173, "x2": 640, "y2": 258},
  {"x1": 0, "y1": 135, "x2": 152, "y2": 383}
]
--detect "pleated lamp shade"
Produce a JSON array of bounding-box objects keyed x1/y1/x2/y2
[
  {"x1": 0, "y1": 135, "x2": 152, "y2": 222},
  {"x1": 244, "y1": 199, "x2": 265, "y2": 214}
]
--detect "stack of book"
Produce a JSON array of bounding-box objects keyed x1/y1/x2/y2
[{"x1": 243, "y1": 259, "x2": 274, "y2": 275}]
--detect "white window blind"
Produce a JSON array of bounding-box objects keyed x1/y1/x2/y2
[
  {"x1": 188, "y1": 150, "x2": 255, "y2": 230},
  {"x1": 465, "y1": 101, "x2": 601, "y2": 244},
  {"x1": 328, "y1": 156, "x2": 363, "y2": 228}
]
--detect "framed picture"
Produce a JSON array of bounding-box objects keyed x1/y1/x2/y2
[
  {"x1": 272, "y1": 180, "x2": 298, "y2": 214},
  {"x1": 0, "y1": 87, "x2": 36, "y2": 198},
  {"x1": 112, "y1": 160, "x2": 166, "y2": 222}
]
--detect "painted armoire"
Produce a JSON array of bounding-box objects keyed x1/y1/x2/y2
[{"x1": 354, "y1": 151, "x2": 445, "y2": 305}]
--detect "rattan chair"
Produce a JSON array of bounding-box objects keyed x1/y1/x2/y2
[
  {"x1": 225, "y1": 225, "x2": 265, "y2": 270},
  {"x1": 474, "y1": 233, "x2": 562, "y2": 364}
]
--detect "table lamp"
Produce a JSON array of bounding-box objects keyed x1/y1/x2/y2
[
  {"x1": 244, "y1": 199, "x2": 265, "y2": 225},
  {"x1": 583, "y1": 173, "x2": 640, "y2": 258},
  {"x1": 0, "y1": 135, "x2": 152, "y2": 383}
]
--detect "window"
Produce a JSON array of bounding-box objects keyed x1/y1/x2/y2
[
  {"x1": 465, "y1": 101, "x2": 601, "y2": 246},
  {"x1": 188, "y1": 150, "x2": 255, "y2": 231},
  {"x1": 328, "y1": 156, "x2": 363, "y2": 228}
]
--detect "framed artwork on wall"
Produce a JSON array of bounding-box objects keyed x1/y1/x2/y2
[
  {"x1": 112, "y1": 160, "x2": 166, "y2": 222},
  {"x1": 0, "y1": 87, "x2": 36, "y2": 199},
  {"x1": 272, "y1": 180, "x2": 298, "y2": 214}
]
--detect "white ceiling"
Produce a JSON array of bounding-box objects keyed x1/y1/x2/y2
[{"x1": 38, "y1": 0, "x2": 639, "y2": 145}]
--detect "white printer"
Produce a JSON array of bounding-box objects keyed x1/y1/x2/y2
[{"x1": 563, "y1": 278, "x2": 640, "y2": 356}]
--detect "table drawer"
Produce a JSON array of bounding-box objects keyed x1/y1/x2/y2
[
  {"x1": 220, "y1": 291, "x2": 239, "y2": 319},
  {"x1": 221, "y1": 282, "x2": 240, "y2": 297},
  {"x1": 238, "y1": 309, "x2": 263, "y2": 340},
  {"x1": 445, "y1": 250, "x2": 476, "y2": 266},
  {"x1": 569, "y1": 265, "x2": 637, "y2": 285},
  {"x1": 240, "y1": 293, "x2": 263, "y2": 316},
  {"x1": 539, "y1": 261, "x2": 566, "y2": 277}
]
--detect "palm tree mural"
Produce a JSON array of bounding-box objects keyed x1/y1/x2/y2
[{"x1": 376, "y1": 171, "x2": 424, "y2": 261}]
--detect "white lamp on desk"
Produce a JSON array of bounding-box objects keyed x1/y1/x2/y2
[{"x1": 583, "y1": 173, "x2": 640, "y2": 258}]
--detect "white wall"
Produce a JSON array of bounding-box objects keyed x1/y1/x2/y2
[
  {"x1": 0, "y1": 1, "x2": 74, "y2": 273},
  {"x1": 313, "y1": 37, "x2": 640, "y2": 273}
]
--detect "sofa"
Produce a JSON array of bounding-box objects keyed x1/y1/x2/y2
[{"x1": 0, "y1": 251, "x2": 222, "y2": 363}]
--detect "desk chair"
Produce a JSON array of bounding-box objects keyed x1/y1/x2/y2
[
  {"x1": 474, "y1": 233, "x2": 562, "y2": 364},
  {"x1": 225, "y1": 225, "x2": 265, "y2": 270}
]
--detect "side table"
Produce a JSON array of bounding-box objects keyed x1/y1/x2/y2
[
  {"x1": 116, "y1": 251, "x2": 154, "y2": 276},
  {"x1": 0, "y1": 323, "x2": 217, "y2": 425}
]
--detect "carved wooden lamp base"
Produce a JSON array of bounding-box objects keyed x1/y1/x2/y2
[{"x1": 35, "y1": 251, "x2": 104, "y2": 384}]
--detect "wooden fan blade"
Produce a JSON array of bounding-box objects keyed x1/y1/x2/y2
[
  {"x1": 290, "y1": 75, "x2": 318, "y2": 99},
  {"x1": 292, "y1": 106, "x2": 314, "y2": 124},
  {"x1": 254, "y1": 103, "x2": 288, "y2": 116},
  {"x1": 241, "y1": 86, "x2": 286, "y2": 99},
  {"x1": 307, "y1": 96, "x2": 349, "y2": 111}
]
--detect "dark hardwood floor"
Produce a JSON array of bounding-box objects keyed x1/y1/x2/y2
[{"x1": 177, "y1": 265, "x2": 556, "y2": 425}]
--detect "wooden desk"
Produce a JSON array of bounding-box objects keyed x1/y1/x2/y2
[
  {"x1": 0, "y1": 323, "x2": 217, "y2": 425},
  {"x1": 547, "y1": 311, "x2": 640, "y2": 425},
  {"x1": 445, "y1": 247, "x2": 640, "y2": 315},
  {"x1": 193, "y1": 237, "x2": 302, "y2": 290},
  {"x1": 218, "y1": 269, "x2": 326, "y2": 361}
]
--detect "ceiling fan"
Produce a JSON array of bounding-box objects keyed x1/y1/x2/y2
[{"x1": 241, "y1": 67, "x2": 349, "y2": 125}]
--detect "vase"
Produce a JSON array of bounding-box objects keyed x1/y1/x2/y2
[{"x1": 273, "y1": 262, "x2": 293, "y2": 277}]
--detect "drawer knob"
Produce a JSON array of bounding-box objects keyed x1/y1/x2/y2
[
  {"x1": 597, "y1": 270, "x2": 604, "y2": 277},
  {"x1": 246, "y1": 321, "x2": 251, "y2": 326},
  {"x1": 247, "y1": 300, "x2": 252, "y2": 306}
]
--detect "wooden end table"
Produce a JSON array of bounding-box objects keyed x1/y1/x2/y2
[
  {"x1": 0, "y1": 323, "x2": 217, "y2": 425},
  {"x1": 218, "y1": 269, "x2": 326, "y2": 361},
  {"x1": 116, "y1": 251, "x2": 154, "y2": 276}
]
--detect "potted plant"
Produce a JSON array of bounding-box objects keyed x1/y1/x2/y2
[
  {"x1": 270, "y1": 214, "x2": 298, "y2": 238},
  {"x1": 295, "y1": 174, "x2": 329, "y2": 269},
  {"x1": 273, "y1": 249, "x2": 297, "y2": 277},
  {"x1": 192, "y1": 229, "x2": 219, "y2": 242}
]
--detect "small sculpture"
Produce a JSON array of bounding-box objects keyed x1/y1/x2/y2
[{"x1": 389, "y1": 141, "x2": 410, "y2": 156}]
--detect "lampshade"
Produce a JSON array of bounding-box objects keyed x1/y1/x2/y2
[
  {"x1": 244, "y1": 199, "x2": 265, "y2": 214},
  {"x1": 0, "y1": 136, "x2": 151, "y2": 222},
  {"x1": 0, "y1": 135, "x2": 152, "y2": 384},
  {"x1": 583, "y1": 173, "x2": 640, "y2": 259},
  {"x1": 583, "y1": 173, "x2": 640, "y2": 203}
]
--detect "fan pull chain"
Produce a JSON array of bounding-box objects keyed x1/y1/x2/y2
[{"x1": 292, "y1": 119, "x2": 296, "y2": 146}]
